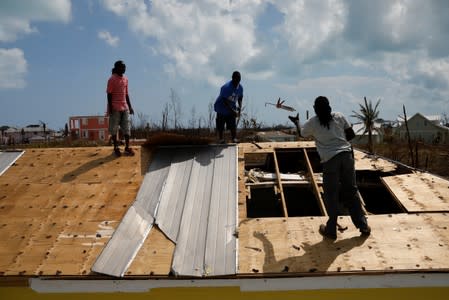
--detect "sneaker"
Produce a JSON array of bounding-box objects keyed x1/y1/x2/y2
[
  {"x1": 232, "y1": 138, "x2": 239, "y2": 143},
  {"x1": 124, "y1": 147, "x2": 135, "y2": 156},
  {"x1": 218, "y1": 139, "x2": 226, "y2": 144},
  {"x1": 360, "y1": 226, "x2": 371, "y2": 236},
  {"x1": 319, "y1": 224, "x2": 337, "y2": 240},
  {"x1": 114, "y1": 147, "x2": 121, "y2": 157}
]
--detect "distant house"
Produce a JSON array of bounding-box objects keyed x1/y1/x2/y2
[
  {"x1": 1, "y1": 124, "x2": 51, "y2": 144},
  {"x1": 69, "y1": 115, "x2": 109, "y2": 141},
  {"x1": 351, "y1": 122, "x2": 384, "y2": 145},
  {"x1": 395, "y1": 113, "x2": 449, "y2": 144}
]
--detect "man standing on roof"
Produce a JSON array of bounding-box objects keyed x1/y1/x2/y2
[
  {"x1": 107, "y1": 60, "x2": 134, "y2": 157},
  {"x1": 214, "y1": 71, "x2": 243, "y2": 143},
  {"x1": 301, "y1": 96, "x2": 371, "y2": 240}
]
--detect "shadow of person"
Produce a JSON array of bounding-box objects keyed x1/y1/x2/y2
[
  {"x1": 61, "y1": 153, "x2": 119, "y2": 182},
  {"x1": 253, "y1": 231, "x2": 368, "y2": 274}
]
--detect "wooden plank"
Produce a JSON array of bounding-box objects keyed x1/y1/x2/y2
[
  {"x1": 272, "y1": 151, "x2": 289, "y2": 217},
  {"x1": 239, "y1": 141, "x2": 316, "y2": 154},
  {"x1": 303, "y1": 148, "x2": 326, "y2": 216},
  {"x1": 381, "y1": 172, "x2": 449, "y2": 212},
  {"x1": 238, "y1": 146, "x2": 247, "y2": 220}
]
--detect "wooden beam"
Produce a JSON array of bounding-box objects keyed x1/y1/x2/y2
[
  {"x1": 271, "y1": 150, "x2": 289, "y2": 217},
  {"x1": 303, "y1": 148, "x2": 327, "y2": 216}
]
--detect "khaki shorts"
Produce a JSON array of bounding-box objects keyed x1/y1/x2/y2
[{"x1": 109, "y1": 110, "x2": 131, "y2": 136}]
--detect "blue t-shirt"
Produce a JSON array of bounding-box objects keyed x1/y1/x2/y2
[{"x1": 214, "y1": 80, "x2": 243, "y2": 116}]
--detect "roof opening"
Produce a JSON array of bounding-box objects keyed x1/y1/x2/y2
[
  {"x1": 247, "y1": 187, "x2": 284, "y2": 217},
  {"x1": 243, "y1": 147, "x2": 412, "y2": 218},
  {"x1": 244, "y1": 149, "x2": 325, "y2": 218},
  {"x1": 357, "y1": 171, "x2": 406, "y2": 214},
  {"x1": 284, "y1": 186, "x2": 323, "y2": 216}
]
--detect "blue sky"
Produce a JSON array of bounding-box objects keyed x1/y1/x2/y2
[{"x1": 1, "y1": 0, "x2": 449, "y2": 130}]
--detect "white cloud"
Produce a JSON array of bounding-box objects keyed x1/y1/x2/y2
[
  {"x1": 0, "y1": 0, "x2": 71, "y2": 42},
  {"x1": 0, "y1": 48, "x2": 27, "y2": 89},
  {"x1": 273, "y1": 0, "x2": 346, "y2": 61},
  {"x1": 100, "y1": 0, "x2": 449, "y2": 116},
  {"x1": 98, "y1": 30, "x2": 120, "y2": 47},
  {"x1": 101, "y1": 0, "x2": 263, "y2": 85}
]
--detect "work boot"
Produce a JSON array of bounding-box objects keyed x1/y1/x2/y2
[
  {"x1": 114, "y1": 147, "x2": 121, "y2": 157},
  {"x1": 124, "y1": 147, "x2": 135, "y2": 156},
  {"x1": 319, "y1": 224, "x2": 337, "y2": 240},
  {"x1": 360, "y1": 225, "x2": 371, "y2": 237}
]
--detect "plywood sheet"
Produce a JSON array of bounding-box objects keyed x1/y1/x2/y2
[
  {"x1": 238, "y1": 214, "x2": 449, "y2": 275},
  {"x1": 353, "y1": 150, "x2": 397, "y2": 172},
  {"x1": 0, "y1": 147, "x2": 144, "y2": 276},
  {"x1": 382, "y1": 172, "x2": 449, "y2": 212},
  {"x1": 126, "y1": 226, "x2": 175, "y2": 276}
]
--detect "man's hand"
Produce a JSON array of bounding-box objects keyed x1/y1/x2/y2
[
  {"x1": 129, "y1": 108, "x2": 134, "y2": 115},
  {"x1": 233, "y1": 107, "x2": 241, "y2": 118},
  {"x1": 345, "y1": 127, "x2": 355, "y2": 141}
]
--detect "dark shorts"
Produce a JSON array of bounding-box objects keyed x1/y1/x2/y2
[{"x1": 216, "y1": 113, "x2": 236, "y2": 131}]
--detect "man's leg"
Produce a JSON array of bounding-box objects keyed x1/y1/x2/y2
[
  {"x1": 227, "y1": 115, "x2": 237, "y2": 142},
  {"x1": 216, "y1": 114, "x2": 225, "y2": 143},
  {"x1": 340, "y1": 152, "x2": 369, "y2": 231},
  {"x1": 109, "y1": 111, "x2": 121, "y2": 156},
  {"x1": 322, "y1": 155, "x2": 340, "y2": 237},
  {"x1": 121, "y1": 111, "x2": 135, "y2": 156}
]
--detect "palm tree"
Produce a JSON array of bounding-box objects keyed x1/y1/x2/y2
[{"x1": 351, "y1": 97, "x2": 381, "y2": 153}]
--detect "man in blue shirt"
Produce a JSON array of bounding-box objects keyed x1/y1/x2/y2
[{"x1": 214, "y1": 71, "x2": 243, "y2": 143}]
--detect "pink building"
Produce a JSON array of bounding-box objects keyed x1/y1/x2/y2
[{"x1": 69, "y1": 115, "x2": 109, "y2": 141}]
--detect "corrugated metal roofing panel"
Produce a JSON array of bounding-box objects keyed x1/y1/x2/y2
[
  {"x1": 0, "y1": 151, "x2": 24, "y2": 176},
  {"x1": 92, "y1": 149, "x2": 173, "y2": 277},
  {"x1": 155, "y1": 148, "x2": 196, "y2": 242},
  {"x1": 204, "y1": 146, "x2": 238, "y2": 276},
  {"x1": 171, "y1": 146, "x2": 237, "y2": 276},
  {"x1": 171, "y1": 147, "x2": 216, "y2": 276},
  {"x1": 91, "y1": 205, "x2": 154, "y2": 277},
  {"x1": 134, "y1": 149, "x2": 173, "y2": 217},
  {"x1": 92, "y1": 145, "x2": 238, "y2": 277}
]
